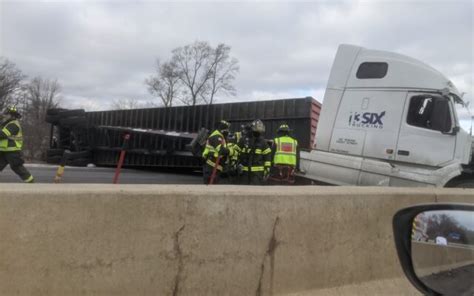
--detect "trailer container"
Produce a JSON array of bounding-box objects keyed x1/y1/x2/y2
[{"x1": 48, "y1": 97, "x2": 321, "y2": 169}]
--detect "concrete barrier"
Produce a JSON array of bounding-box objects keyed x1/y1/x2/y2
[
  {"x1": 412, "y1": 241, "x2": 474, "y2": 277},
  {"x1": 0, "y1": 185, "x2": 472, "y2": 295}
]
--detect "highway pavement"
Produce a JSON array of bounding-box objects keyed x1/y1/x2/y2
[
  {"x1": 0, "y1": 163, "x2": 202, "y2": 184},
  {"x1": 420, "y1": 263, "x2": 474, "y2": 295}
]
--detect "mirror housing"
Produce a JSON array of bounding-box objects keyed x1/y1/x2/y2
[
  {"x1": 393, "y1": 204, "x2": 474, "y2": 296},
  {"x1": 442, "y1": 126, "x2": 460, "y2": 135}
]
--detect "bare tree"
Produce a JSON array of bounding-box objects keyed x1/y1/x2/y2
[
  {"x1": 147, "y1": 41, "x2": 239, "y2": 106},
  {"x1": 145, "y1": 60, "x2": 180, "y2": 107},
  {"x1": 111, "y1": 98, "x2": 143, "y2": 110},
  {"x1": 204, "y1": 44, "x2": 239, "y2": 105},
  {"x1": 21, "y1": 77, "x2": 61, "y2": 160},
  {"x1": 171, "y1": 41, "x2": 214, "y2": 106},
  {"x1": 0, "y1": 58, "x2": 25, "y2": 111}
]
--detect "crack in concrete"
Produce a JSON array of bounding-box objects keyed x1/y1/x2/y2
[
  {"x1": 61, "y1": 254, "x2": 135, "y2": 273},
  {"x1": 256, "y1": 217, "x2": 280, "y2": 296},
  {"x1": 172, "y1": 224, "x2": 185, "y2": 296}
]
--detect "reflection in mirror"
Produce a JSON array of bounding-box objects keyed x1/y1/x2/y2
[{"x1": 411, "y1": 210, "x2": 474, "y2": 295}]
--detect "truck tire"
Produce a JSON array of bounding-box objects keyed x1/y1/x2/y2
[
  {"x1": 452, "y1": 179, "x2": 474, "y2": 188},
  {"x1": 65, "y1": 150, "x2": 92, "y2": 160},
  {"x1": 46, "y1": 108, "x2": 66, "y2": 116},
  {"x1": 46, "y1": 149, "x2": 65, "y2": 157},
  {"x1": 58, "y1": 109, "x2": 85, "y2": 119},
  {"x1": 46, "y1": 155, "x2": 62, "y2": 164},
  {"x1": 59, "y1": 116, "x2": 87, "y2": 128},
  {"x1": 45, "y1": 114, "x2": 60, "y2": 124},
  {"x1": 66, "y1": 158, "x2": 91, "y2": 167},
  {"x1": 189, "y1": 128, "x2": 209, "y2": 156},
  {"x1": 58, "y1": 129, "x2": 71, "y2": 144}
]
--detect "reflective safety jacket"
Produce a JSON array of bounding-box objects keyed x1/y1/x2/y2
[
  {"x1": 235, "y1": 135, "x2": 271, "y2": 173},
  {"x1": 272, "y1": 136, "x2": 298, "y2": 166},
  {"x1": 202, "y1": 129, "x2": 232, "y2": 171},
  {"x1": 227, "y1": 142, "x2": 239, "y2": 165},
  {"x1": 0, "y1": 119, "x2": 23, "y2": 152}
]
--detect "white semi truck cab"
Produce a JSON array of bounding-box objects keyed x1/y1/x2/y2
[{"x1": 300, "y1": 44, "x2": 473, "y2": 187}]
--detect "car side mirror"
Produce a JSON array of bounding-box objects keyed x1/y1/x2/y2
[{"x1": 393, "y1": 204, "x2": 474, "y2": 296}]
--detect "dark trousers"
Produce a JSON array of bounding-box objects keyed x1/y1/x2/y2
[
  {"x1": 239, "y1": 171, "x2": 265, "y2": 185},
  {"x1": 0, "y1": 151, "x2": 33, "y2": 181},
  {"x1": 226, "y1": 165, "x2": 240, "y2": 185},
  {"x1": 203, "y1": 164, "x2": 221, "y2": 185}
]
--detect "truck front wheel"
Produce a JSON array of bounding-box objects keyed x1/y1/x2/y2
[{"x1": 447, "y1": 178, "x2": 474, "y2": 188}]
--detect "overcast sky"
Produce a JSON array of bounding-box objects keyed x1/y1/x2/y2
[{"x1": 0, "y1": 0, "x2": 472, "y2": 114}]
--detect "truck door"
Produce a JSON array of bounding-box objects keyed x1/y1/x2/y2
[
  {"x1": 330, "y1": 90, "x2": 405, "y2": 161},
  {"x1": 329, "y1": 90, "x2": 405, "y2": 185},
  {"x1": 396, "y1": 93, "x2": 456, "y2": 166}
]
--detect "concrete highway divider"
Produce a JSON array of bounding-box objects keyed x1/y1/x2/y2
[
  {"x1": 412, "y1": 241, "x2": 474, "y2": 277},
  {"x1": 0, "y1": 185, "x2": 472, "y2": 295}
]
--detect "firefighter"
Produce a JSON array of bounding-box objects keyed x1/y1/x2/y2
[
  {"x1": 225, "y1": 131, "x2": 241, "y2": 184},
  {"x1": 235, "y1": 119, "x2": 271, "y2": 185},
  {"x1": 269, "y1": 124, "x2": 299, "y2": 184},
  {"x1": 0, "y1": 106, "x2": 34, "y2": 183},
  {"x1": 201, "y1": 120, "x2": 232, "y2": 184}
]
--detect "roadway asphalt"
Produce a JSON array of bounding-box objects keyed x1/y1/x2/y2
[
  {"x1": 0, "y1": 164, "x2": 202, "y2": 184},
  {"x1": 420, "y1": 263, "x2": 474, "y2": 295}
]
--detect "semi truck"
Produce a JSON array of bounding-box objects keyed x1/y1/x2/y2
[{"x1": 299, "y1": 44, "x2": 473, "y2": 188}]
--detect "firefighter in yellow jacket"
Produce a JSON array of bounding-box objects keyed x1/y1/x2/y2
[
  {"x1": 202, "y1": 120, "x2": 232, "y2": 184},
  {"x1": 0, "y1": 106, "x2": 34, "y2": 183},
  {"x1": 225, "y1": 131, "x2": 241, "y2": 184},
  {"x1": 234, "y1": 119, "x2": 272, "y2": 185},
  {"x1": 269, "y1": 124, "x2": 299, "y2": 184}
]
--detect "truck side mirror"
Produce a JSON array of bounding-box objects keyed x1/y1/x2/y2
[
  {"x1": 393, "y1": 204, "x2": 474, "y2": 296},
  {"x1": 442, "y1": 126, "x2": 460, "y2": 136},
  {"x1": 452, "y1": 126, "x2": 460, "y2": 134}
]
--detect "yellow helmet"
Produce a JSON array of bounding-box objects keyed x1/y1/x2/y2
[
  {"x1": 4, "y1": 106, "x2": 20, "y2": 117},
  {"x1": 217, "y1": 120, "x2": 230, "y2": 131},
  {"x1": 278, "y1": 124, "x2": 290, "y2": 133}
]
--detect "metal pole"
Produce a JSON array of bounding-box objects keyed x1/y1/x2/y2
[
  {"x1": 113, "y1": 133, "x2": 130, "y2": 184},
  {"x1": 208, "y1": 156, "x2": 221, "y2": 185}
]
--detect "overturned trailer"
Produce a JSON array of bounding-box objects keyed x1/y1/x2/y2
[{"x1": 46, "y1": 97, "x2": 321, "y2": 169}]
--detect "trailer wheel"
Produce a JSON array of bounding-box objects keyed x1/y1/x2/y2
[
  {"x1": 45, "y1": 114, "x2": 60, "y2": 124},
  {"x1": 46, "y1": 149, "x2": 65, "y2": 157},
  {"x1": 58, "y1": 109, "x2": 86, "y2": 118},
  {"x1": 65, "y1": 150, "x2": 92, "y2": 160},
  {"x1": 189, "y1": 128, "x2": 209, "y2": 156},
  {"x1": 59, "y1": 116, "x2": 87, "y2": 128},
  {"x1": 46, "y1": 155, "x2": 62, "y2": 164},
  {"x1": 46, "y1": 108, "x2": 66, "y2": 116},
  {"x1": 66, "y1": 158, "x2": 91, "y2": 167}
]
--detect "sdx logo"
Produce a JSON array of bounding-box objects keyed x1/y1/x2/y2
[{"x1": 349, "y1": 111, "x2": 386, "y2": 129}]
